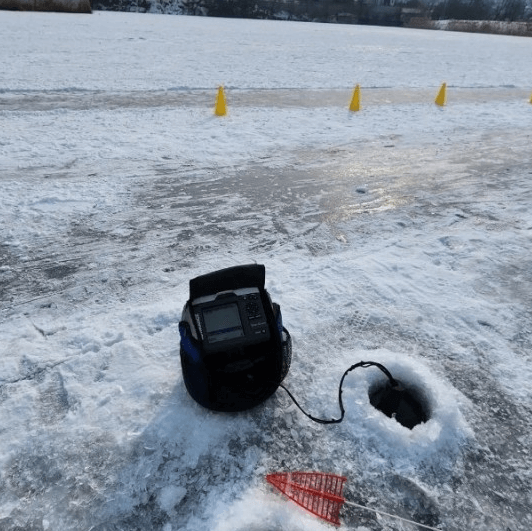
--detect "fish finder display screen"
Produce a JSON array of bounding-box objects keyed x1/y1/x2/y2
[{"x1": 203, "y1": 303, "x2": 244, "y2": 343}]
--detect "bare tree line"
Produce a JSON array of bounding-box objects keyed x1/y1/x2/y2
[{"x1": 2, "y1": 0, "x2": 531, "y2": 29}]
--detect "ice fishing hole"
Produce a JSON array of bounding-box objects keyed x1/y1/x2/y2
[{"x1": 369, "y1": 380, "x2": 429, "y2": 429}]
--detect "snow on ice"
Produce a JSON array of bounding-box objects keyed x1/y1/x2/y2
[{"x1": 1, "y1": 10, "x2": 532, "y2": 531}]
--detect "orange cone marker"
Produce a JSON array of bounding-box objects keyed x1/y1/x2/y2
[
  {"x1": 349, "y1": 84, "x2": 361, "y2": 112},
  {"x1": 214, "y1": 86, "x2": 227, "y2": 116},
  {"x1": 435, "y1": 82, "x2": 447, "y2": 106}
]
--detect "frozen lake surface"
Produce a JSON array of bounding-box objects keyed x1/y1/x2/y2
[{"x1": 1, "y1": 11, "x2": 531, "y2": 531}]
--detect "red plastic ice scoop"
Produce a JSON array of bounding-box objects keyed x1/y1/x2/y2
[
  {"x1": 266, "y1": 471, "x2": 347, "y2": 526},
  {"x1": 266, "y1": 471, "x2": 442, "y2": 530}
]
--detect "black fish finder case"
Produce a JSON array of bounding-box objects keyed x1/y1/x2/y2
[{"x1": 179, "y1": 264, "x2": 291, "y2": 412}]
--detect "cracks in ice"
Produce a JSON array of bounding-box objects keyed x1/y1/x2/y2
[{"x1": 1, "y1": 357, "x2": 72, "y2": 387}]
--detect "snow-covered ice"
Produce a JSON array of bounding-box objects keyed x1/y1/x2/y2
[{"x1": 1, "y1": 10, "x2": 531, "y2": 531}]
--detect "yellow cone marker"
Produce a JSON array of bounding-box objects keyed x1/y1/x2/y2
[
  {"x1": 435, "y1": 82, "x2": 447, "y2": 107},
  {"x1": 214, "y1": 86, "x2": 227, "y2": 116},
  {"x1": 349, "y1": 84, "x2": 361, "y2": 112},
  {"x1": 529, "y1": 91, "x2": 532, "y2": 104}
]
